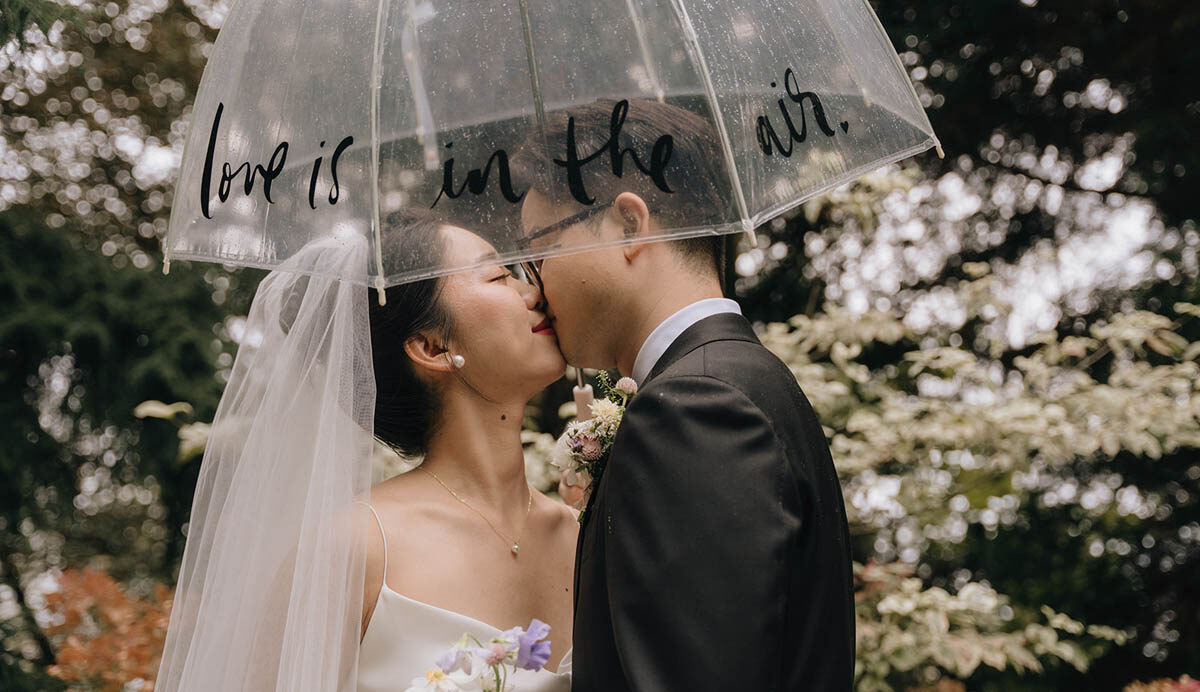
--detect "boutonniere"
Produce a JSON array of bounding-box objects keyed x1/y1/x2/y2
[{"x1": 551, "y1": 372, "x2": 637, "y2": 522}]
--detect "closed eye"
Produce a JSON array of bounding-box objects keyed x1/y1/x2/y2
[{"x1": 491, "y1": 264, "x2": 522, "y2": 282}]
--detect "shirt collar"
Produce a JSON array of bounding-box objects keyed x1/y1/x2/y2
[{"x1": 630, "y1": 298, "x2": 742, "y2": 385}]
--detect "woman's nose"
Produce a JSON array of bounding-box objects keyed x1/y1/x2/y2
[{"x1": 518, "y1": 279, "x2": 545, "y2": 311}]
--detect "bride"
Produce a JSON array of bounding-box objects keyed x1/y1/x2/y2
[
  {"x1": 155, "y1": 210, "x2": 577, "y2": 691},
  {"x1": 358, "y1": 212, "x2": 576, "y2": 689}
]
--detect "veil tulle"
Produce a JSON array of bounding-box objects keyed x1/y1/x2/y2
[{"x1": 157, "y1": 236, "x2": 376, "y2": 691}]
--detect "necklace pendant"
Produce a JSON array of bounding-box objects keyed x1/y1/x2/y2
[{"x1": 511, "y1": 544, "x2": 520, "y2": 555}]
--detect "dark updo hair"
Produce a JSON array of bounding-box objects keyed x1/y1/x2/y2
[{"x1": 367, "y1": 209, "x2": 454, "y2": 458}]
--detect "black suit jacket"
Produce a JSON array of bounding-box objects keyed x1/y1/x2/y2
[{"x1": 571, "y1": 312, "x2": 854, "y2": 691}]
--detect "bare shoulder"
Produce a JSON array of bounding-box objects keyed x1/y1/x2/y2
[
  {"x1": 351, "y1": 495, "x2": 386, "y2": 635},
  {"x1": 535, "y1": 489, "x2": 577, "y2": 518},
  {"x1": 533, "y1": 491, "x2": 579, "y2": 544},
  {"x1": 357, "y1": 474, "x2": 447, "y2": 556},
  {"x1": 347, "y1": 497, "x2": 385, "y2": 561},
  {"x1": 366, "y1": 473, "x2": 453, "y2": 536}
]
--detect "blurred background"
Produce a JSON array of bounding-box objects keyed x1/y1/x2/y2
[{"x1": 1, "y1": 1, "x2": 1197, "y2": 690}]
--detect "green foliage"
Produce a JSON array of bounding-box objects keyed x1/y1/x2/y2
[
  {"x1": 0, "y1": 0, "x2": 85, "y2": 49},
  {"x1": 134, "y1": 400, "x2": 210, "y2": 464},
  {"x1": 754, "y1": 280, "x2": 1200, "y2": 689},
  {"x1": 1, "y1": 0, "x2": 217, "y2": 258},
  {"x1": 854, "y1": 562, "x2": 1126, "y2": 692},
  {"x1": 761, "y1": 298, "x2": 1200, "y2": 524},
  {"x1": 0, "y1": 656, "x2": 65, "y2": 692},
  {"x1": 730, "y1": 7, "x2": 1200, "y2": 684},
  {"x1": 0, "y1": 210, "x2": 246, "y2": 677},
  {"x1": 872, "y1": 0, "x2": 1200, "y2": 241},
  {"x1": 0, "y1": 210, "x2": 232, "y2": 557}
]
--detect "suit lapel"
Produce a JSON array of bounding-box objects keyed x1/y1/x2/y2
[
  {"x1": 644, "y1": 312, "x2": 759, "y2": 384},
  {"x1": 573, "y1": 516, "x2": 584, "y2": 613},
  {"x1": 574, "y1": 313, "x2": 756, "y2": 615},
  {"x1": 573, "y1": 475, "x2": 603, "y2": 613}
]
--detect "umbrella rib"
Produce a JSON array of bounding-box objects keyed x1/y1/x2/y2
[
  {"x1": 518, "y1": 0, "x2": 559, "y2": 212},
  {"x1": 518, "y1": 0, "x2": 548, "y2": 134},
  {"x1": 623, "y1": 0, "x2": 665, "y2": 102},
  {"x1": 368, "y1": 0, "x2": 388, "y2": 303},
  {"x1": 402, "y1": 0, "x2": 441, "y2": 171},
  {"x1": 857, "y1": 0, "x2": 943, "y2": 157},
  {"x1": 665, "y1": 0, "x2": 756, "y2": 246}
]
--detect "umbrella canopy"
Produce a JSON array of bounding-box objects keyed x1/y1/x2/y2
[{"x1": 164, "y1": 0, "x2": 939, "y2": 288}]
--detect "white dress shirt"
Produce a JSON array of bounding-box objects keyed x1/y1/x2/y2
[{"x1": 630, "y1": 298, "x2": 742, "y2": 385}]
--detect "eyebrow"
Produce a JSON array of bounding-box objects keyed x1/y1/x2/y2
[{"x1": 473, "y1": 250, "x2": 500, "y2": 264}]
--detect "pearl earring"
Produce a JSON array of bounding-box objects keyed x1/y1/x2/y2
[{"x1": 451, "y1": 354, "x2": 466, "y2": 369}]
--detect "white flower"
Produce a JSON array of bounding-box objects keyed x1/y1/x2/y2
[
  {"x1": 404, "y1": 666, "x2": 481, "y2": 692},
  {"x1": 549, "y1": 431, "x2": 575, "y2": 471},
  {"x1": 615, "y1": 377, "x2": 638, "y2": 396},
  {"x1": 588, "y1": 399, "x2": 622, "y2": 432}
]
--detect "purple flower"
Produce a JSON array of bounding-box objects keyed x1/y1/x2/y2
[
  {"x1": 514, "y1": 619, "x2": 553, "y2": 671},
  {"x1": 434, "y1": 646, "x2": 473, "y2": 674}
]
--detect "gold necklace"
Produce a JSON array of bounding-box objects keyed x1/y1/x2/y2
[{"x1": 419, "y1": 467, "x2": 533, "y2": 555}]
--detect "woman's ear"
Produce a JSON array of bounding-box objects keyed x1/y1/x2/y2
[{"x1": 403, "y1": 332, "x2": 456, "y2": 375}]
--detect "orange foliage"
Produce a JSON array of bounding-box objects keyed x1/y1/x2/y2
[
  {"x1": 1124, "y1": 677, "x2": 1200, "y2": 692},
  {"x1": 42, "y1": 568, "x2": 173, "y2": 691}
]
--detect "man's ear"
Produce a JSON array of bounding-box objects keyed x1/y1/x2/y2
[
  {"x1": 403, "y1": 332, "x2": 456, "y2": 375},
  {"x1": 614, "y1": 192, "x2": 652, "y2": 262}
]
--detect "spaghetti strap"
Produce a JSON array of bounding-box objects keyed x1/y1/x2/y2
[{"x1": 356, "y1": 501, "x2": 389, "y2": 581}]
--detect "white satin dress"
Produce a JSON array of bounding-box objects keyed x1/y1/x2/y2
[{"x1": 357, "y1": 506, "x2": 572, "y2": 692}]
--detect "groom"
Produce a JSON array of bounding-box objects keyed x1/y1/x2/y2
[{"x1": 516, "y1": 99, "x2": 854, "y2": 691}]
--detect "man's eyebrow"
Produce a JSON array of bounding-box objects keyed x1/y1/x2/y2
[{"x1": 474, "y1": 250, "x2": 500, "y2": 264}]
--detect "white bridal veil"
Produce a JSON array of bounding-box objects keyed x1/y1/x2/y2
[{"x1": 157, "y1": 236, "x2": 376, "y2": 691}]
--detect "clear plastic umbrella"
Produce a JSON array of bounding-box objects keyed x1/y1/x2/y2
[
  {"x1": 158, "y1": 5, "x2": 941, "y2": 689},
  {"x1": 163, "y1": 0, "x2": 939, "y2": 290}
]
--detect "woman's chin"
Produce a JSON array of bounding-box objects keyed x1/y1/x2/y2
[
  {"x1": 533, "y1": 356, "x2": 568, "y2": 391},
  {"x1": 502, "y1": 352, "x2": 567, "y2": 399},
  {"x1": 540, "y1": 356, "x2": 569, "y2": 387},
  {"x1": 533, "y1": 335, "x2": 567, "y2": 369}
]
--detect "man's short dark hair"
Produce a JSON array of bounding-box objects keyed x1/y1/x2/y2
[{"x1": 513, "y1": 98, "x2": 736, "y2": 277}]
